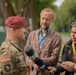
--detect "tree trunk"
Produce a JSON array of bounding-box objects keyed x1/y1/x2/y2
[
  {"x1": 17, "y1": 0, "x2": 28, "y2": 16},
  {"x1": 0, "y1": 0, "x2": 39, "y2": 30},
  {"x1": 27, "y1": 0, "x2": 39, "y2": 30},
  {"x1": 0, "y1": 0, "x2": 16, "y2": 21}
]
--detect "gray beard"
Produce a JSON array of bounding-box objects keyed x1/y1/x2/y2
[{"x1": 41, "y1": 26, "x2": 49, "y2": 30}]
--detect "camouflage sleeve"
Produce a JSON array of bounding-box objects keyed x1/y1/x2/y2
[
  {"x1": 0, "y1": 49, "x2": 14, "y2": 75},
  {"x1": 0, "y1": 48, "x2": 27, "y2": 75},
  {"x1": 14, "y1": 50, "x2": 27, "y2": 75}
]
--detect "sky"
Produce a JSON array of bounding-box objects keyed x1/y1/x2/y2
[{"x1": 54, "y1": 0, "x2": 64, "y2": 7}]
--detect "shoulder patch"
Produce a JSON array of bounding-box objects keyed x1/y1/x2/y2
[{"x1": 0, "y1": 57, "x2": 10, "y2": 63}]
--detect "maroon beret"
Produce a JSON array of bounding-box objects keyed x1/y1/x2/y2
[{"x1": 5, "y1": 16, "x2": 26, "y2": 28}]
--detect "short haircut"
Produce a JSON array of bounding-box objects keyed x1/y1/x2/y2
[{"x1": 40, "y1": 8, "x2": 56, "y2": 20}]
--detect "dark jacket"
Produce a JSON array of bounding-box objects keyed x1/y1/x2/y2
[{"x1": 55, "y1": 39, "x2": 75, "y2": 75}]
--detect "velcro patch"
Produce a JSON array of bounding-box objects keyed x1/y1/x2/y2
[{"x1": 0, "y1": 57, "x2": 10, "y2": 63}]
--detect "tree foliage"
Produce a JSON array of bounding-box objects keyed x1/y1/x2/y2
[
  {"x1": 55, "y1": 0, "x2": 76, "y2": 32},
  {"x1": 0, "y1": 0, "x2": 56, "y2": 30}
]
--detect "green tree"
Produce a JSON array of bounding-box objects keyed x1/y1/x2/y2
[
  {"x1": 0, "y1": 0, "x2": 56, "y2": 30},
  {"x1": 55, "y1": 0, "x2": 76, "y2": 32}
]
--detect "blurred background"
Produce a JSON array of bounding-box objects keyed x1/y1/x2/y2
[{"x1": 0, "y1": 0, "x2": 76, "y2": 46}]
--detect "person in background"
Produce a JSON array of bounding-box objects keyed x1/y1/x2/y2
[
  {"x1": 48, "y1": 22, "x2": 76, "y2": 75},
  {"x1": 0, "y1": 16, "x2": 27, "y2": 75},
  {"x1": 24, "y1": 25, "x2": 31, "y2": 40},
  {"x1": 25, "y1": 8, "x2": 62, "y2": 75}
]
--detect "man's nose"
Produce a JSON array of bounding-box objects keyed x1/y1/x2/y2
[{"x1": 43, "y1": 19, "x2": 46, "y2": 23}]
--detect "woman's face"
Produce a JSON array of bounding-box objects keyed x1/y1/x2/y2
[{"x1": 71, "y1": 26, "x2": 76, "y2": 43}]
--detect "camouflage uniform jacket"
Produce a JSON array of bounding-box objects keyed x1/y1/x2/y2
[{"x1": 0, "y1": 40, "x2": 27, "y2": 75}]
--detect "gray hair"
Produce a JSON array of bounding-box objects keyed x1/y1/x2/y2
[
  {"x1": 40, "y1": 8, "x2": 56, "y2": 20},
  {"x1": 5, "y1": 26, "x2": 12, "y2": 33}
]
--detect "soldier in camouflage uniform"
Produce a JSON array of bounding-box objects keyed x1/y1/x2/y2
[{"x1": 0, "y1": 16, "x2": 27, "y2": 75}]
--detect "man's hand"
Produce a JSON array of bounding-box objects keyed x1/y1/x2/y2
[
  {"x1": 33, "y1": 64, "x2": 40, "y2": 71},
  {"x1": 47, "y1": 66, "x2": 57, "y2": 74},
  {"x1": 61, "y1": 61, "x2": 75, "y2": 72}
]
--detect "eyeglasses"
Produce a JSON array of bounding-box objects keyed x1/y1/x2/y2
[{"x1": 71, "y1": 22, "x2": 76, "y2": 27}]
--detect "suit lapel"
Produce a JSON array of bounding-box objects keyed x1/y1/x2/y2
[
  {"x1": 36, "y1": 30, "x2": 40, "y2": 48},
  {"x1": 41, "y1": 30, "x2": 53, "y2": 49}
]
